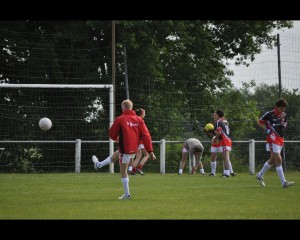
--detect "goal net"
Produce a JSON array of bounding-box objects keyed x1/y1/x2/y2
[{"x1": 0, "y1": 84, "x2": 114, "y2": 173}]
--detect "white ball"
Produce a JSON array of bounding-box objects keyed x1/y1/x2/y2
[{"x1": 39, "y1": 117, "x2": 52, "y2": 131}]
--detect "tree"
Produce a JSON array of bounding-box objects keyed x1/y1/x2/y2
[
  {"x1": 0, "y1": 20, "x2": 297, "y2": 172},
  {"x1": 116, "y1": 20, "x2": 293, "y2": 139}
]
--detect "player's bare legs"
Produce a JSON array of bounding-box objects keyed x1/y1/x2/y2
[
  {"x1": 178, "y1": 152, "x2": 188, "y2": 175},
  {"x1": 131, "y1": 148, "x2": 149, "y2": 175},
  {"x1": 191, "y1": 152, "x2": 205, "y2": 175},
  {"x1": 128, "y1": 158, "x2": 134, "y2": 172}
]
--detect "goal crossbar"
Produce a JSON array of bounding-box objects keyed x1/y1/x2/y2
[{"x1": 0, "y1": 84, "x2": 113, "y2": 89}]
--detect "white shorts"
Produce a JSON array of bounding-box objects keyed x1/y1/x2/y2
[
  {"x1": 182, "y1": 147, "x2": 188, "y2": 153},
  {"x1": 119, "y1": 153, "x2": 136, "y2": 164},
  {"x1": 138, "y1": 144, "x2": 145, "y2": 150},
  {"x1": 211, "y1": 146, "x2": 231, "y2": 153},
  {"x1": 266, "y1": 142, "x2": 282, "y2": 153}
]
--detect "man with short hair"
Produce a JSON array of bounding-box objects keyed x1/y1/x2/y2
[
  {"x1": 211, "y1": 109, "x2": 233, "y2": 178},
  {"x1": 256, "y1": 98, "x2": 294, "y2": 188},
  {"x1": 205, "y1": 110, "x2": 236, "y2": 177},
  {"x1": 92, "y1": 99, "x2": 156, "y2": 199}
]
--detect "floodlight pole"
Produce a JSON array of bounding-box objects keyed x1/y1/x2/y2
[
  {"x1": 110, "y1": 20, "x2": 116, "y2": 173},
  {"x1": 277, "y1": 34, "x2": 282, "y2": 98},
  {"x1": 277, "y1": 33, "x2": 286, "y2": 172}
]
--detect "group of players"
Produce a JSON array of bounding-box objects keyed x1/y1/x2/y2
[
  {"x1": 178, "y1": 109, "x2": 236, "y2": 177},
  {"x1": 93, "y1": 107, "x2": 236, "y2": 178},
  {"x1": 92, "y1": 98, "x2": 294, "y2": 200}
]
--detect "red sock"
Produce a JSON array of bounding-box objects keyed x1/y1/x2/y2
[{"x1": 137, "y1": 164, "x2": 143, "y2": 170}]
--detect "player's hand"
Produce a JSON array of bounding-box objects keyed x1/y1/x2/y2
[
  {"x1": 212, "y1": 136, "x2": 219, "y2": 144},
  {"x1": 281, "y1": 122, "x2": 287, "y2": 128},
  {"x1": 150, "y1": 152, "x2": 156, "y2": 161},
  {"x1": 206, "y1": 131, "x2": 213, "y2": 138},
  {"x1": 265, "y1": 129, "x2": 271, "y2": 135}
]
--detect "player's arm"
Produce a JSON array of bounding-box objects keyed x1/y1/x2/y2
[
  {"x1": 109, "y1": 119, "x2": 120, "y2": 141},
  {"x1": 280, "y1": 113, "x2": 288, "y2": 128},
  {"x1": 257, "y1": 118, "x2": 267, "y2": 130},
  {"x1": 212, "y1": 127, "x2": 222, "y2": 144},
  {"x1": 139, "y1": 119, "x2": 155, "y2": 159},
  {"x1": 149, "y1": 152, "x2": 156, "y2": 161},
  {"x1": 257, "y1": 118, "x2": 272, "y2": 135},
  {"x1": 212, "y1": 135, "x2": 219, "y2": 144},
  {"x1": 205, "y1": 130, "x2": 215, "y2": 138}
]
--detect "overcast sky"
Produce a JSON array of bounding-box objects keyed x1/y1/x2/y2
[
  {"x1": 278, "y1": 20, "x2": 300, "y2": 35},
  {"x1": 229, "y1": 21, "x2": 300, "y2": 91}
]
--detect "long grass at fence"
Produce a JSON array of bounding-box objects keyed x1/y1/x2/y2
[{"x1": 0, "y1": 172, "x2": 299, "y2": 219}]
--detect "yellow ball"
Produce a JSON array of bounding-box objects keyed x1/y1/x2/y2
[{"x1": 204, "y1": 123, "x2": 214, "y2": 132}]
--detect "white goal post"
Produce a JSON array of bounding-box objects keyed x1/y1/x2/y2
[{"x1": 0, "y1": 83, "x2": 115, "y2": 173}]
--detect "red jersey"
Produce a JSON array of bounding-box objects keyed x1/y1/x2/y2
[{"x1": 109, "y1": 109, "x2": 153, "y2": 154}]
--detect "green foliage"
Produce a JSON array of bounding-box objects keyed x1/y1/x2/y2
[
  {"x1": 1, "y1": 20, "x2": 293, "y2": 141},
  {"x1": 20, "y1": 147, "x2": 42, "y2": 173},
  {"x1": 115, "y1": 20, "x2": 292, "y2": 140},
  {"x1": 215, "y1": 85, "x2": 260, "y2": 139},
  {"x1": 209, "y1": 20, "x2": 293, "y2": 65},
  {"x1": 1, "y1": 20, "x2": 299, "y2": 172}
]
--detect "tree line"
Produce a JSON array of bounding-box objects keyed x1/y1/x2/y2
[{"x1": 0, "y1": 20, "x2": 299, "y2": 172}]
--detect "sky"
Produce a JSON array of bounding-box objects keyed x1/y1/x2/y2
[{"x1": 229, "y1": 21, "x2": 300, "y2": 92}]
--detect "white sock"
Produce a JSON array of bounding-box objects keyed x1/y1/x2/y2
[
  {"x1": 211, "y1": 161, "x2": 216, "y2": 174},
  {"x1": 179, "y1": 169, "x2": 183, "y2": 174},
  {"x1": 276, "y1": 165, "x2": 286, "y2": 185},
  {"x1": 199, "y1": 168, "x2": 205, "y2": 174},
  {"x1": 121, "y1": 177, "x2": 130, "y2": 195},
  {"x1": 229, "y1": 162, "x2": 234, "y2": 173},
  {"x1": 259, "y1": 161, "x2": 272, "y2": 176},
  {"x1": 98, "y1": 156, "x2": 112, "y2": 168},
  {"x1": 128, "y1": 165, "x2": 133, "y2": 171}
]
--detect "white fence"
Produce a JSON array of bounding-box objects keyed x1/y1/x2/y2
[{"x1": 1, "y1": 139, "x2": 299, "y2": 174}]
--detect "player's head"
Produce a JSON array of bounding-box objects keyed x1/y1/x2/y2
[
  {"x1": 276, "y1": 98, "x2": 288, "y2": 108},
  {"x1": 135, "y1": 108, "x2": 145, "y2": 118},
  {"x1": 121, "y1": 99, "x2": 133, "y2": 110},
  {"x1": 275, "y1": 98, "x2": 287, "y2": 114},
  {"x1": 215, "y1": 109, "x2": 224, "y2": 118}
]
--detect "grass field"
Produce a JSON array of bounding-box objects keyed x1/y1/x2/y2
[{"x1": 0, "y1": 172, "x2": 299, "y2": 219}]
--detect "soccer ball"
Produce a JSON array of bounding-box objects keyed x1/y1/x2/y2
[
  {"x1": 204, "y1": 123, "x2": 214, "y2": 132},
  {"x1": 39, "y1": 117, "x2": 52, "y2": 131}
]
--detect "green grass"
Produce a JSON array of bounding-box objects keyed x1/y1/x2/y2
[{"x1": 0, "y1": 172, "x2": 299, "y2": 219}]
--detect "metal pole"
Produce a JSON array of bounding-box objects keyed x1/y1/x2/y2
[
  {"x1": 110, "y1": 20, "x2": 116, "y2": 173},
  {"x1": 112, "y1": 20, "x2": 116, "y2": 116},
  {"x1": 249, "y1": 139, "x2": 255, "y2": 174},
  {"x1": 75, "y1": 139, "x2": 81, "y2": 173},
  {"x1": 277, "y1": 34, "x2": 286, "y2": 172},
  {"x1": 277, "y1": 34, "x2": 282, "y2": 98},
  {"x1": 124, "y1": 46, "x2": 130, "y2": 99},
  {"x1": 160, "y1": 139, "x2": 166, "y2": 174}
]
